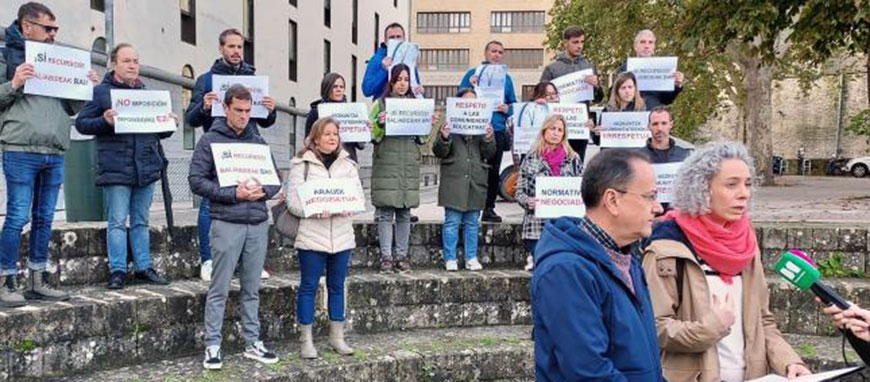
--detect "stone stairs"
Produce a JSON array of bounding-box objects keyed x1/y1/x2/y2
[{"x1": 0, "y1": 221, "x2": 868, "y2": 380}]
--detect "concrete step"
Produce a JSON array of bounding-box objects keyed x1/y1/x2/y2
[
  {"x1": 62, "y1": 325, "x2": 534, "y2": 382},
  {"x1": 0, "y1": 270, "x2": 530, "y2": 380}
]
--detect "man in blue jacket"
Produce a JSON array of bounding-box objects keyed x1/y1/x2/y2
[
  {"x1": 185, "y1": 28, "x2": 276, "y2": 282},
  {"x1": 532, "y1": 148, "x2": 665, "y2": 382},
  {"x1": 459, "y1": 40, "x2": 516, "y2": 222},
  {"x1": 362, "y1": 23, "x2": 423, "y2": 100}
]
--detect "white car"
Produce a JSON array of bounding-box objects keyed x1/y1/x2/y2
[{"x1": 846, "y1": 156, "x2": 870, "y2": 177}]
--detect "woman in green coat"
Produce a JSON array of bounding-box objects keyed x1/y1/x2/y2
[
  {"x1": 370, "y1": 64, "x2": 438, "y2": 273},
  {"x1": 431, "y1": 88, "x2": 497, "y2": 271}
]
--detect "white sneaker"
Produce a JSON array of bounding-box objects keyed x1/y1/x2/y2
[
  {"x1": 243, "y1": 341, "x2": 279, "y2": 364},
  {"x1": 200, "y1": 260, "x2": 213, "y2": 282},
  {"x1": 203, "y1": 345, "x2": 222, "y2": 369},
  {"x1": 445, "y1": 260, "x2": 458, "y2": 271},
  {"x1": 465, "y1": 258, "x2": 483, "y2": 271},
  {"x1": 524, "y1": 255, "x2": 534, "y2": 272},
  {"x1": 261, "y1": 269, "x2": 270, "y2": 279}
]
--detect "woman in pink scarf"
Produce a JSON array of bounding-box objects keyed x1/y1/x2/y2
[{"x1": 641, "y1": 142, "x2": 811, "y2": 382}]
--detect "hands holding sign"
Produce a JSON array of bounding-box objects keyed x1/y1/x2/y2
[{"x1": 236, "y1": 178, "x2": 265, "y2": 201}]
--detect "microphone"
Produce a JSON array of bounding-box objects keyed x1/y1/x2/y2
[{"x1": 775, "y1": 249, "x2": 851, "y2": 310}]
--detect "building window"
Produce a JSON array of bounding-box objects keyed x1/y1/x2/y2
[
  {"x1": 521, "y1": 85, "x2": 537, "y2": 102},
  {"x1": 374, "y1": 13, "x2": 380, "y2": 51},
  {"x1": 491, "y1": 11, "x2": 545, "y2": 33},
  {"x1": 243, "y1": 0, "x2": 255, "y2": 66},
  {"x1": 182, "y1": 65, "x2": 196, "y2": 150},
  {"x1": 351, "y1": 55, "x2": 358, "y2": 102},
  {"x1": 426, "y1": 85, "x2": 460, "y2": 108},
  {"x1": 323, "y1": 39, "x2": 331, "y2": 74},
  {"x1": 91, "y1": 37, "x2": 107, "y2": 55},
  {"x1": 394, "y1": 0, "x2": 398, "y2": 7},
  {"x1": 503, "y1": 49, "x2": 544, "y2": 69},
  {"x1": 288, "y1": 20, "x2": 298, "y2": 82},
  {"x1": 417, "y1": 12, "x2": 471, "y2": 34},
  {"x1": 289, "y1": 97, "x2": 297, "y2": 149},
  {"x1": 91, "y1": 0, "x2": 105, "y2": 12},
  {"x1": 352, "y1": 0, "x2": 358, "y2": 45},
  {"x1": 289, "y1": 0, "x2": 296, "y2": 6},
  {"x1": 180, "y1": 0, "x2": 196, "y2": 45},
  {"x1": 324, "y1": 0, "x2": 331, "y2": 28},
  {"x1": 419, "y1": 49, "x2": 469, "y2": 71}
]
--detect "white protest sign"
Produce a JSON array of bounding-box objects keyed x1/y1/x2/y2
[
  {"x1": 317, "y1": 103, "x2": 371, "y2": 143},
  {"x1": 296, "y1": 178, "x2": 366, "y2": 217},
  {"x1": 551, "y1": 69, "x2": 594, "y2": 103},
  {"x1": 550, "y1": 104, "x2": 589, "y2": 140},
  {"x1": 627, "y1": 57, "x2": 678, "y2": 92},
  {"x1": 535, "y1": 176, "x2": 585, "y2": 219},
  {"x1": 652, "y1": 162, "x2": 682, "y2": 204},
  {"x1": 473, "y1": 64, "x2": 506, "y2": 102},
  {"x1": 211, "y1": 75, "x2": 270, "y2": 118},
  {"x1": 511, "y1": 102, "x2": 549, "y2": 154},
  {"x1": 445, "y1": 97, "x2": 495, "y2": 135},
  {"x1": 387, "y1": 40, "x2": 421, "y2": 94},
  {"x1": 24, "y1": 41, "x2": 93, "y2": 100},
  {"x1": 210, "y1": 143, "x2": 280, "y2": 187},
  {"x1": 600, "y1": 112, "x2": 651, "y2": 148},
  {"x1": 110, "y1": 90, "x2": 176, "y2": 134},
  {"x1": 385, "y1": 98, "x2": 434, "y2": 136}
]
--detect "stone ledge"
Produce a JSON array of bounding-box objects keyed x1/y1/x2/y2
[
  {"x1": 768, "y1": 277, "x2": 870, "y2": 337},
  {"x1": 783, "y1": 333, "x2": 869, "y2": 381}
]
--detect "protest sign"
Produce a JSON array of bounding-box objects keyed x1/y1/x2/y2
[
  {"x1": 551, "y1": 69, "x2": 594, "y2": 103},
  {"x1": 535, "y1": 176, "x2": 585, "y2": 219},
  {"x1": 550, "y1": 104, "x2": 589, "y2": 140},
  {"x1": 627, "y1": 57, "x2": 678, "y2": 92},
  {"x1": 211, "y1": 75, "x2": 270, "y2": 118},
  {"x1": 211, "y1": 143, "x2": 280, "y2": 187},
  {"x1": 110, "y1": 89, "x2": 176, "y2": 134},
  {"x1": 24, "y1": 41, "x2": 93, "y2": 100},
  {"x1": 445, "y1": 97, "x2": 495, "y2": 135},
  {"x1": 317, "y1": 102, "x2": 371, "y2": 142},
  {"x1": 385, "y1": 98, "x2": 434, "y2": 136},
  {"x1": 387, "y1": 40, "x2": 422, "y2": 95},
  {"x1": 512, "y1": 102, "x2": 549, "y2": 154},
  {"x1": 473, "y1": 64, "x2": 506, "y2": 102},
  {"x1": 600, "y1": 112, "x2": 651, "y2": 148},
  {"x1": 296, "y1": 178, "x2": 366, "y2": 217},
  {"x1": 652, "y1": 162, "x2": 682, "y2": 204}
]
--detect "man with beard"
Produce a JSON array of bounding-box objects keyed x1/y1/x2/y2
[{"x1": 643, "y1": 106, "x2": 690, "y2": 212}]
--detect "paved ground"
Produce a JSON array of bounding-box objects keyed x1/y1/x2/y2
[{"x1": 32, "y1": 175, "x2": 870, "y2": 230}]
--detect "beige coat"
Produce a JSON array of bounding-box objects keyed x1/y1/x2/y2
[
  {"x1": 642, "y1": 238, "x2": 805, "y2": 382},
  {"x1": 285, "y1": 150, "x2": 361, "y2": 254}
]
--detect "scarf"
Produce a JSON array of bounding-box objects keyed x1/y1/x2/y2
[
  {"x1": 664, "y1": 210, "x2": 757, "y2": 284},
  {"x1": 541, "y1": 146, "x2": 566, "y2": 176}
]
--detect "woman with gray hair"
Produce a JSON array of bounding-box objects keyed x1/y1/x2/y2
[{"x1": 641, "y1": 142, "x2": 811, "y2": 382}]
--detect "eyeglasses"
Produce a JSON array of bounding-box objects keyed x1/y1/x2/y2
[
  {"x1": 24, "y1": 20, "x2": 59, "y2": 33},
  {"x1": 614, "y1": 189, "x2": 659, "y2": 203}
]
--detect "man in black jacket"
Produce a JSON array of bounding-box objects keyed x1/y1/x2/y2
[
  {"x1": 643, "y1": 106, "x2": 690, "y2": 213},
  {"x1": 185, "y1": 28, "x2": 277, "y2": 282},
  {"x1": 189, "y1": 85, "x2": 280, "y2": 370},
  {"x1": 617, "y1": 30, "x2": 685, "y2": 109}
]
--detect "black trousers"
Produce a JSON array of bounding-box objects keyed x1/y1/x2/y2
[
  {"x1": 485, "y1": 131, "x2": 509, "y2": 210},
  {"x1": 569, "y1": 139, "x2": 589, "y2": 163}
]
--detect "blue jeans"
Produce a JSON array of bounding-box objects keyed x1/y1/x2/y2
[
  {"x1": 104, "y1": 182, "x2": 156, "y2": 274},
  {"x1": 0, "y1": 152, "x2": 64, "y2": 276},
  {"x1": 442, "y1": 208, "x2": 481, "y2": 261},
  {"x1": 296, "y1": 249, "x2": 352, "y2": 325},
  {"x1": 197, "y1": 198, "x2": 211, "y2": 262}
]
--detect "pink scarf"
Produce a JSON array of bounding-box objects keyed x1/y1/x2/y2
[
  {"x1": 542, "y1": 146, "x2": 566, "y2": 176},
  {"x1": 664, "y1": 210, "x2": 757, "y2": 284}
]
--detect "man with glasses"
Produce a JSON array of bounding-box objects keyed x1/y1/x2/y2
[
  {"x1": 0, "y1": 2, "x2": 99, "y2": 307},
  {"x1": 531, "y1": 149, "x2": 665, "y2": 381}
]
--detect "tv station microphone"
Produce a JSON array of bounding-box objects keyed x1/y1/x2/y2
[{"x1": 775, "y1": 249, "x2": 851, "y2": 310}]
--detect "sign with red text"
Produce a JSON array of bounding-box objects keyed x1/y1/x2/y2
[
  {"x1": 535, "y1": 176, "x2": 585, "y2": 219},
  {"x1": 110, "y1": 89, "x2": 176, "y2": 134},
  {"x1": 211, "y1": 143, "x2": 280, "y2": 187},
  {"x1": 511, "y1": 102, "x2": 549, "y2": 154},
  {"x1": 445, "y1": 97, "x2": 495, "y2": 135},
  {"x1": 296, "y1": 178, "x2": 366, "y2": 217},
  {"x1": 211, "y1": 75, "x2": 270, "y2": 118},
  {"x1": 627, "y1": 57, "x2": 678, "y2": 92},
  {"x1": 317, "y1": 102, "x2": 371, "y2": 142},
  {"x1": 550, "y1": 104, "x2": 589, "y2": 140},
  {"x1": 551, "y1": 69, "x2": 594, "y2": 103},
  {"x1": 652, "y1": 162, "x2": 682, "y2": 204},
  {"x1": 600, "y1": 112, "x2": 651, "y2": 148},
  {"x1": 24, "y1": 41, "x2": 93, "y2": 100},
  {"x1": 385, "y1": 98, "x2": 434, "y2": 136}
]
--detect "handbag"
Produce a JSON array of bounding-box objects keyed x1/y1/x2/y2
[{"x1": 272, "y1": 162, "x2": 308, "y2": 242}]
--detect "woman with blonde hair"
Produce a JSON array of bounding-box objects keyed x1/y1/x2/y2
[
  {"x1": 642, "y1": 141, "x2": 811, "y2": 381},
  {"x1": 515, "y1": 114, "x2": 583, "y2": 270},
  {"x1": 285, "y1": 117, "x2": 362, "y2": 359}
]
